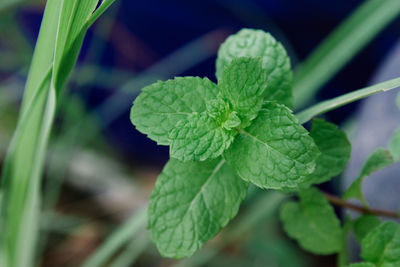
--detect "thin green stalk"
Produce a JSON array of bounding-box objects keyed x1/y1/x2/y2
[
  {"x1": 293, "y1": 0, "x2": 400, "y2": 108},
  {"x1": 296, "y1": 77, "x2": 400, "y2": 124},
  {"x1": 81, "y1": 207, "x2": 147, "y2": 267},
  {"x1": 338, "y1": 216, "x2": 352, "y2": 267},
  {"x1": 109, "y1": 231, "x2": 151, "y2": 267}
]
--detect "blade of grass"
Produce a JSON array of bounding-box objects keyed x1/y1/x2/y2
[
  {"x1": 0, "y1": 1, "x2": 61, "y2": 265},
  {"x1": 293, "y1": 0, "x2": 400, "y2": 109},
  {"x1": 0, "y1": 1, "x2": 116, "y2": 266},
  {"x1": 51, "y1": 0, "x2": 99, "y2": 93},
  {"x1": 87, "y1": 0, "x2": 117, "y2": 27},
  {"x1": 296, "y1": 77, "x2": 400, "y2": 124},
  {"x1": 81, "y1": 207, "x2": 147, "y2": 267},
  {"x1": 109, "y1": 231, "x2": 151, "y2": 267}
]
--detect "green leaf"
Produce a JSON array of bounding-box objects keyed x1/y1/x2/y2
[
  {"x1": 300, "y1": 119, "x2": 351, "y2": 188},
  {"x1": 224, "y1": 102, "x2": 319, "y2": 190},
  {"x1": 359, "y1": 149, "x2": 394, "y2": 177},
  {"x1": 219, "y1": 57, "x2": 268, "y2": 128},
  {"x1": 130, "y1": 77, "x2": 219, "y2": 145},
  {"x1": 280, "y1": 187, "x2": 343, "y2": 254},
  {"x1": 348, "y1": 263, "x2": 376, "y2": 267},
  {"x1": 353, "y1": 215, "x2": 381, "y2": 242},
  {"x1": 361, "y1": 222, "x2": 400, "y2": 266},
  {"x1": 148, "y1": 158, "x2": 248, "y2": 258},
  {"x1": 216, "y1": 29, "x2": 293, "y2": 108},
  {"x1": 343, "y1": 148, "x2": 394, "y2": 203},
  {"x1": 396, "y1": 92, "x2": 400, "y2": 110},
  {"x1": 389, "y1": 127, "x2": 400, "y2": 161},
  {"x1": 169, "y1": 113, "x2": 236, "y2": 161}
]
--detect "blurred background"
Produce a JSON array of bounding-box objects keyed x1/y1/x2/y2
[{"x1": 1, "y1": 0, "x2": 399, "y2": 266}]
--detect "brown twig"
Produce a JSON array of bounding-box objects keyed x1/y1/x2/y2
[{"x1": 323, "y1": 192, "x2": 399, "y2": 219}]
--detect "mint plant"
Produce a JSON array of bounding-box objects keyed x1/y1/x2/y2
[
  {"x1": 130, "y1": 29, "x2": 400, "y2": 264},
  {"x1": 343, "y1": 148, "x2": 394, "y2": 205}
]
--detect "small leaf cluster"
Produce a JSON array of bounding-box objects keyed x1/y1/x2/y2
[
  {"x1": 130, "y1": 28, "x2": 400, "y2": 261},
  {"x1": 280, "y1": 98, "x2": 400, "y2": 266}
]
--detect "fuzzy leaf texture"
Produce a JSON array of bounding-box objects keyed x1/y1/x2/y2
[
  {"x1": 148, "y1": 158, "x2": 248, "y2": 258},
  {"x1": 353, "y1": 215, "x2": 380, "y2": 242},
  {"x1": 169, "y1": 113, "x2": 236, "y2": 161},
  {"x1": 343, "y1": 148, "x2": 394, "y2": 202},
  {"x1": 300, "y1": 119, "x2": 351, "y2": 188},
  {"x1": 361, "y1": 222, "x2": 400, "y2": 266},
  {"x1": 216, "y1": 29, "x2": 293, "y2": 107},
  {"x1": 224, "y1": 102, "x2": 320, "y2": 189},
  {"x1": 389, "y1": 127, "x2": 400, "y2": 161},
  {"x1": 280, "y1": 187, "x2": 343, "y2": 254},
  {"x1": 219, "y1": 57, "x2": 267, "y2": 128},
  {"x1": 168, "y1": 58, "x2": 268, "y2": 161},
  {"x1": 130, "y1": 77, "x2": 219, "y2": 146}
]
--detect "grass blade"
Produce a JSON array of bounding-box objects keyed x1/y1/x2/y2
[
  {"x1": 293, "y1": 0, "x2": 400, "y2": 108},
  {"x1": 0, "y1": 1, "x2": 62, "y2": 265},
  {"x1": 296, "y1": 77, "x2": 400, "y2": 124},
  {"x1": 0, "y1": 1, "x2": 116, "y2": 266},
  {"x1": 82, "y1": 207, "x2": 147, "y2": 267},
  {"x1": 109, "y1": 232, "x2": 151, "y2": 267},
  {"x1": 87, "y1": 0, "x2": 117, "y2": 27}
]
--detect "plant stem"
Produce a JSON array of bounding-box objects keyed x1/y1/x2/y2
[
  {"x1": 323, "y1": 192, "x2": 398, "y2": 218},
  {"x1": 296, "y1": 77, "x2": 400, "y2": 124}
]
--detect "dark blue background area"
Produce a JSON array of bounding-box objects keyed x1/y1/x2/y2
[{"x1": 19, "y1": 0, "x2": 400, "y2": 166}]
